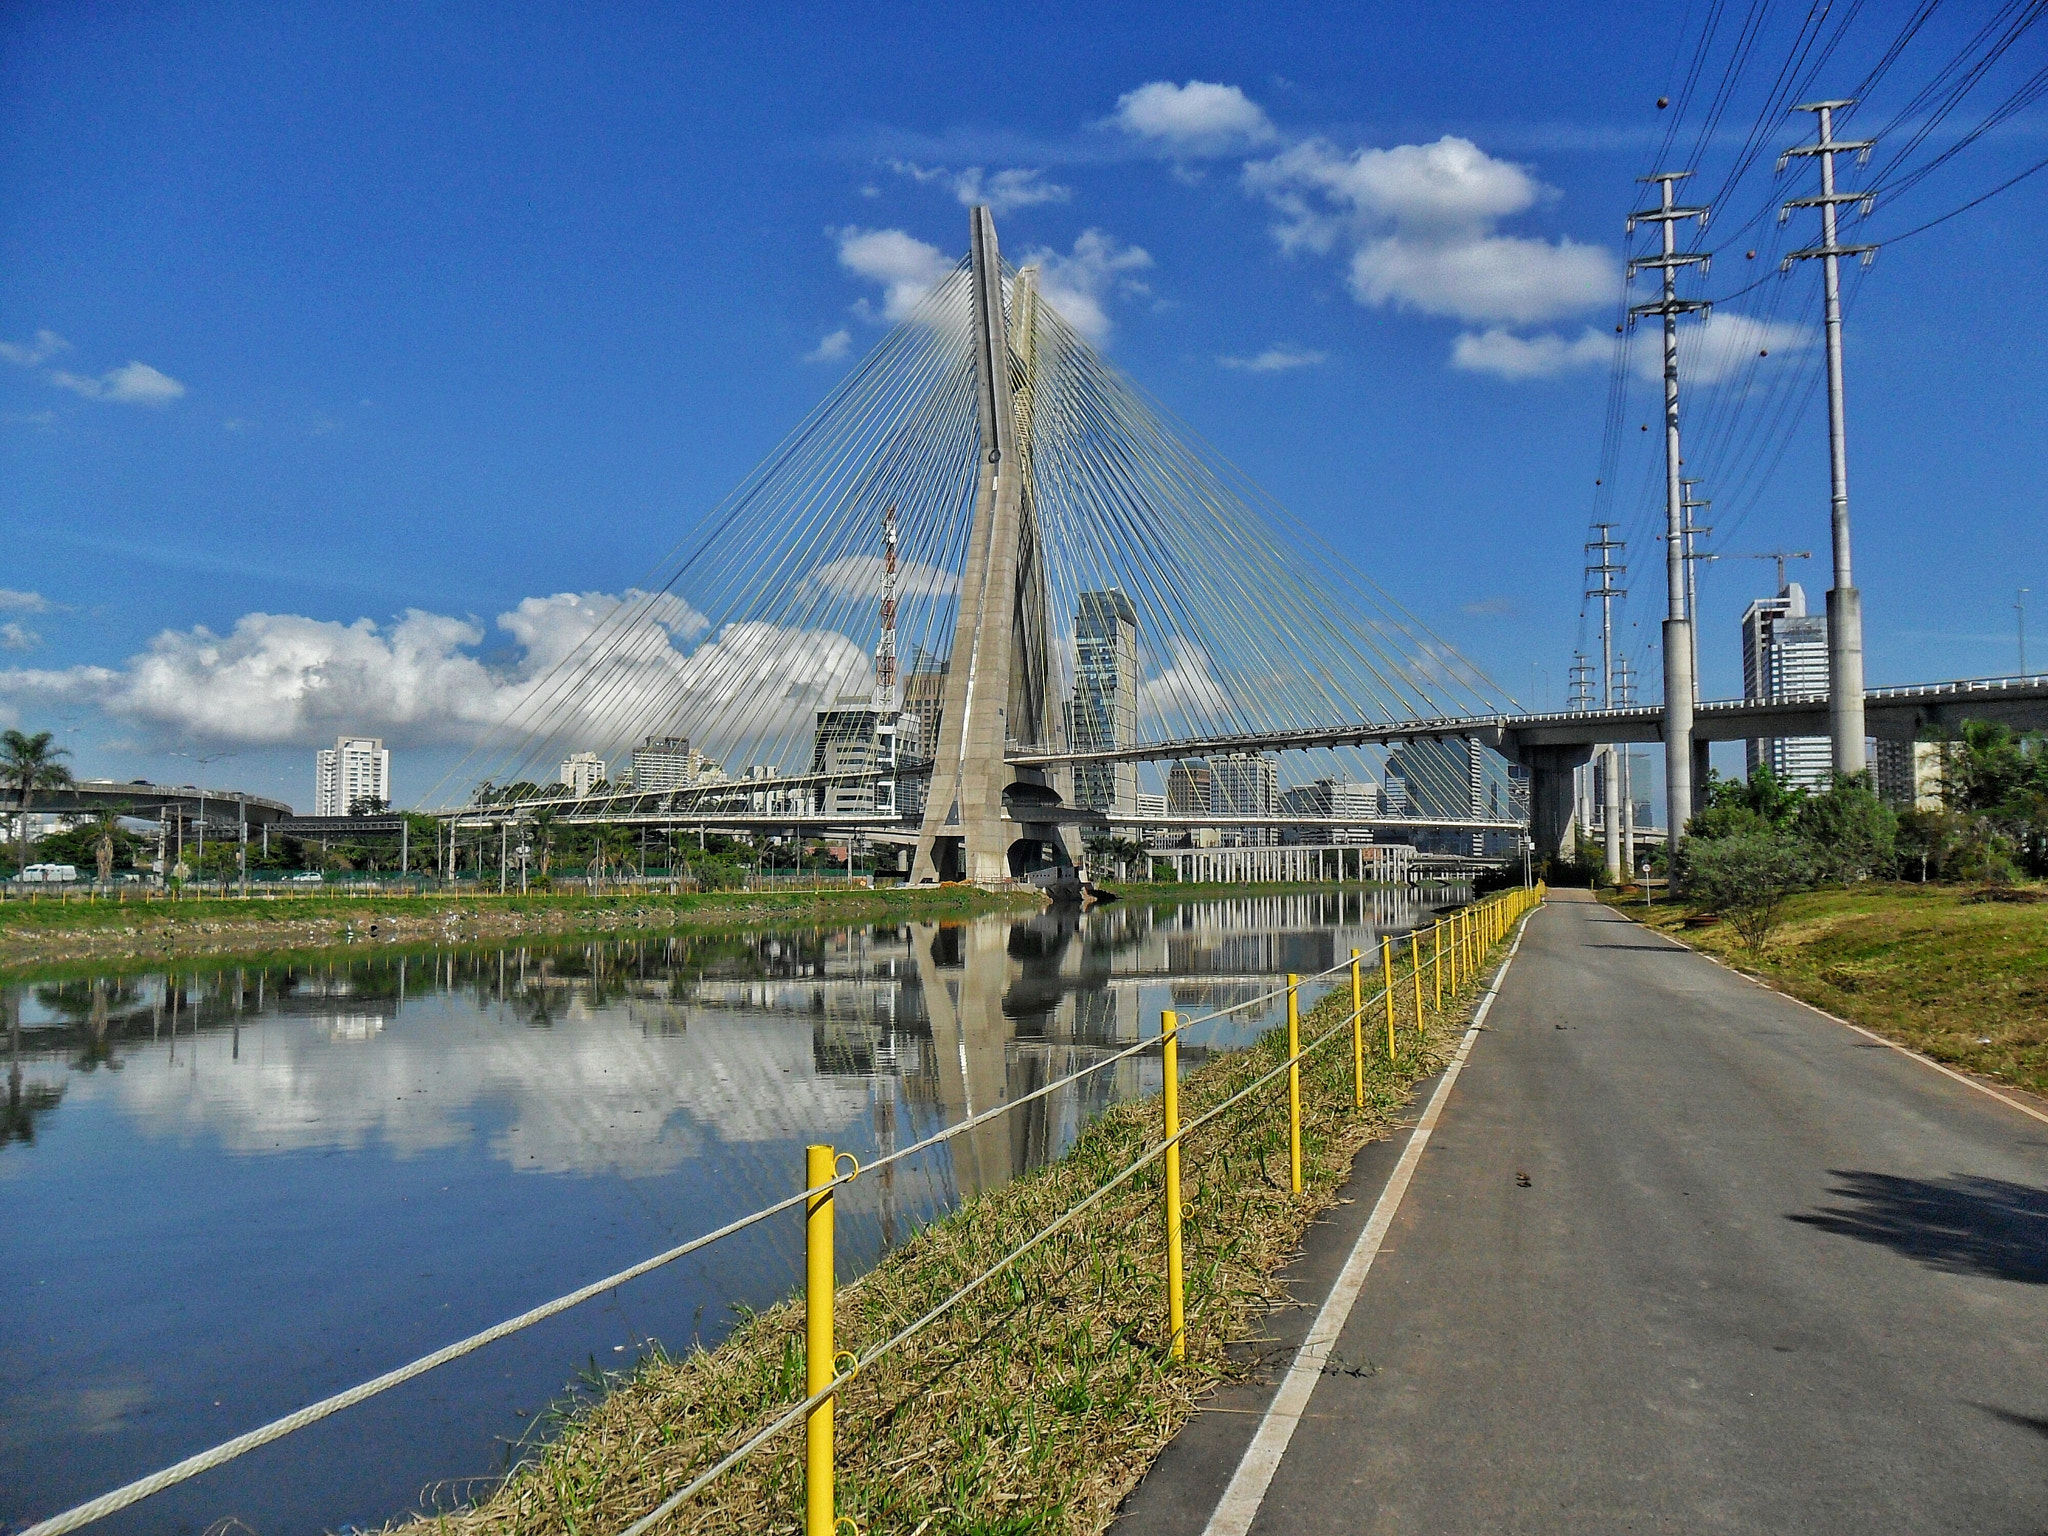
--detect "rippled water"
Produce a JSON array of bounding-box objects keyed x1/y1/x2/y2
[{"x1": 0, "y1": 886, "x2": 1454, "y2": 1535}]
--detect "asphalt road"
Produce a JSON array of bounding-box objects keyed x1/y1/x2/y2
[{"x1": 1116, "y1": 888, "x2": 2048, "y2": 1535}]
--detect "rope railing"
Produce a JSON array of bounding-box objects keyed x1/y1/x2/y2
[{"x1": 18, "y1": 884, "x2": 1544, "y2": 1536}]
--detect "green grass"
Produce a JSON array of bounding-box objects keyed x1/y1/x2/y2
[
  {"x1": 381, "y1": 903, "x2": 1531, "y2": 1536},
  {"x1": 0, "y1": 884, "x2": 1040, "y2": 976},
  {"x1": 1612, "y1": 882, "x2": 2048, "y2": 1096}
]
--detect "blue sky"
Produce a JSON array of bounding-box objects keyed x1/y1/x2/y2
[{"x1": 2, "y1": 1, "x2": 2043, "y2": 809}]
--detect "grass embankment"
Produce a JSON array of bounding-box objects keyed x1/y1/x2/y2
[
  {"x1": 0, "y1": 885, "x2": 1041, "y2": 972},
  {"x1": 1611, "y1": 882, "x2": 2048, "y2": 1097},
  {"x1": 385, "y1": 916, "x2": 1521, "y2": 1536}
]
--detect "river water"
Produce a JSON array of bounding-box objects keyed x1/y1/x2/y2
[{"x1": 0, "y1": 886, "x2": 1455, "y2": 1536}]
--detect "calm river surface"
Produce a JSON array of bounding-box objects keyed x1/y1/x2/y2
[{"x1": 1, "y1": 886, "x2": 1456, "y2": 1535}]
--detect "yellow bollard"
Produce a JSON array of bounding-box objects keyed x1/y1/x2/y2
[
  {"x1": 1349, "y1": 949, "x2": 1364, "y2": 1109},
  {"x1": 1286, "y1": 975, "x2": 1302, "y2": 1194},
  {"x1": 1433, "y1": 920, "x2": 1443, "y2": 1011},
  {"x1": 1410, "y1": 931, "x2": 1425, "y2": 1035},
  {"x1": 1381, "y1": 935, "x2": 1397, "y2": 1060},
  {"x1": 1162, "y1": 1011, "x2": 1185, "y2": 1361},
  {"x1": 805, "y1": 1144, "x2": 835, "y2": 1536}
]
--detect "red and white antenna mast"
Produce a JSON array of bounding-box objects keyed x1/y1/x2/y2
[{"x1": 873, "y1": 503, "x2": 898, "y2": 714}]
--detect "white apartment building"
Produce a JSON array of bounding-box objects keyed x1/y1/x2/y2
[
  {"x1": 1740, "y1": 582, "x2": 1832, "y2": 790},
  {"x1": 559, "y1": 752, "x2": 608, "y2": 797},
  {"x1": 316, "y1": 736, "x2": 391, "y2": 816}
]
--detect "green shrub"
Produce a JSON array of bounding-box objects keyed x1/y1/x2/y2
[{"x1": 1677, "y1": 833, "x2": 1813, "y2": 951}]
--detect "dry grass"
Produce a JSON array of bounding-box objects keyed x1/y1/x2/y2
[
  {"x1": 385, "y1": 925, "x2": 1514, "y2": 1536},
  {"x1": 1616, "y1": 882, "x2": 2048, "y2": 1096}
]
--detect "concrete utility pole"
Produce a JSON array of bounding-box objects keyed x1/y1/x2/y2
[
  {"x1": 1615, "y1": 656, "x2": 1639, "y2": 876},
  {"x1": 1628, "y1": 170, "x2": 1710, "y2": 849},
  {"x1": 1585, "y1": 525, "x2": 1627, "y2": 880},
  {"x1": 1780, "y1": 100, "x2": 1877, "y2": 779},
  {"x1": 1679, "y1": 478, "x2": 1713, "y2": 705}
]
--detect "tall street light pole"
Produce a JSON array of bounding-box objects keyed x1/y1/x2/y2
[
  {"x1": 1780, "y1": 100, "x2": 1877, "y2": 780},
  {"x1": 1628, "y1": 171, "x2": 1710, "y2": 851}
]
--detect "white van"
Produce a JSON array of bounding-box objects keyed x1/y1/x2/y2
[{"x1": 19, "y1": 863, "x2": 80, "y2": 884}]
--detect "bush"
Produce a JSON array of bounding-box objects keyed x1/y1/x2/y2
[
  {"x1": 1677, "y1": 833, "x2": 1813, "y2": 951},
  {"x1": 1794, "y1": 775, "x2": 1897, "y2": 883}
]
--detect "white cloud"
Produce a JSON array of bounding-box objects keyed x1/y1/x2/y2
[
  {"x1": 1244, "y1": 135, "x2": 1618, "y2": 326},
  {"x1": 1451, "y1": 326, "x2": 1611, "y2": 380},
  {"x1": 1019, "y1": 229, "x2": 1154, "y2": 343},
  {"x1": 0, "y1": 591, "x2": 709, "y2": 749},
  {"x1": 50, "y1": 360, "x2": 187, "y2": 406},
  {"x1": 1139, "y1": 636, "x2": 1234, "y2": 728},
  {"x1": 805, "y1": 553, "x2": 960, "y2": 599},
  {"x1": 806, "y1": 329, "x2": 853, "y2": 364},
  {"x1": 1655, "y1": 311, "x2": 1811, "y2": 386},
  {"x1": 0, "y1": 329, "x2": 70, "y2": 367},
  {"x1": 834, "y1": 226, "x2": 955, "y2": 323},
  {"x1": 0, "y1": 590, "x2": 51, "y2": 613},
  {"x1": 889, "y1": 161, "x2": 1071, "y2": 214},
  {"x1": 1113, "y1": 80, "x2": 1277, "y2": 154},
  {"x1": 1218, "y1": 345, "x2": 1327, "y2": 373},
  {"x1": 0, "y1": 623, "x2": 39, "y2": 652}
]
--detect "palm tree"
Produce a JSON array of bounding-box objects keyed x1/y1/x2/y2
[
  {"x1": 531, "y1": 808, "x2": 558, "y2": 878},
  {"x1": 3, "y1": 728, "x2": 74, "y2": 876},
  {"x1": 81, "y1": 807, "x2": 127, "y2": 884}
]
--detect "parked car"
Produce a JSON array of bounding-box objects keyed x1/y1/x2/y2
[
  {"x1": 287, "y1": 871, "x2": 325, "y2": 883},
  {"x1": 19, "y1": 863, "x2": 80, "y2": 884}
]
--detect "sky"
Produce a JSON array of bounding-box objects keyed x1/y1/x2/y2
[{"x1": 2, "y1": 1, "x2": 2043, "y2": 811}]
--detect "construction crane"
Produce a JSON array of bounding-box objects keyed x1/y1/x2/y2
[{"x1": 1710, "y1": 549, "x2": 1813, "y2": 592}]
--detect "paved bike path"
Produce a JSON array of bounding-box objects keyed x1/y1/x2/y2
[{"x1": 1116, "y1": 888, "x2": 2048, "y2": 1535}]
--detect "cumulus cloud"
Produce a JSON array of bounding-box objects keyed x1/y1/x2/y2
[
  {"x1": 1218, "y1": 345, "x2": 1327, "y2": 373},
  {"x1": 889, "y1": 161, "x2": 1072, "y2": 214},
  {"x1": 1139, "y1": 636, "x2": 1234, "y2": 729},
  {"x1": 1018, "y1": 229, "x2": 1154, "y2": 343},
  {"x1": 1112, "y1": 80, "x2": 1278, "y2": 155},
  {"x1": 835, "y1": 226, "x2": 956, "y2": 323},
  {"x1": 49, "y1": 360, "x2": 187, "y2": 406},
  {"x1": 0, "y1": 329, "x2": 70, "y2": 367},
  {"x1": 0, "y1": 591, "x2": 713, "y2": 749},
  {"x1": 806, "y1": 328, "x2": 853, "y2": 364},
  {"x1": 0, "y1": 589, "x2": 51, "y2": 613},
  {"x1": 1451, "y1": 326, "x2": 1611, "y2": 380},
  {"x1": 1244, "y1": 135, "x2": 1617, "y2": 326},
  {"x1": 805, "y1": 553, "x2": 960, "y2": 600},
  {"x1": 0, "y1": 623, "x2": 39, "y2": 652},
  {"x1": 1659, "y1": 311, "x2": 1811, "y2": 386}
]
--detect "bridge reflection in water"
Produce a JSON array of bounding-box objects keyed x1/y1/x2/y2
[{"x1": 0, "y1": 885, "x2": 1453, "y2": 1536}]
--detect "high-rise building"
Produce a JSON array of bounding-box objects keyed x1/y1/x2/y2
[
  {"x1": 813, "y1": 701, "x2": 903, "y2": 816},
  {"x1": 559, "y1": 752, "x2": 607, "y2": 797},
  {"x1": 1277, "y1": 777, "x2": 1380, "y2": 844},
  {"x1": 315, "y1": 735, "x2": 390, "y2": 816},
  {"x1": 1209, "y1": 753, "x2": 1277, "y2": 845},
  {"x1": 630, "y1": 737, "x2": 694, "y2": 794},
  {"x1": 1874, "y1": 738, "x2": 1954, "y2": 811},
  {"x1": 1741, "y1": 582, "x2": 1832, "y2": 790},
  {"x1": 1166, "y1": 759, "x2": 1211, "y2": 818},
  {"x1": 901, "y1": 653, "x2": 948, "y2": 766},
  {"x1": 1064, "y1": 589, "x2": 1140, "y2": 817}
]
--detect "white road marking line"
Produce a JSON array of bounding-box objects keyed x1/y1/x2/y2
[{"x1": 1198, "y1": 907, "x2": 1538, "y2": 1536}]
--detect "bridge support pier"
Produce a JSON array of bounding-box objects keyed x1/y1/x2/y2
[{"x1": 1516, "y1": 744, "x2": 1593, "y2": 867}]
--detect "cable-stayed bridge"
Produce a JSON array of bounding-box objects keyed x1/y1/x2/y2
[{"x1": 432, "y1": 208, "x2": 2048, "y2": 880}]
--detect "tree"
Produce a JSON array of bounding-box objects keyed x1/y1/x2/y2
[
  {"x1": 3, "y1": 728, "x2": 74, "y2": 875},
  {"x1": 1794, "y1": 774, "x2": 1897, "y2": 884},
  {"x1": 1677, "y1": 833, "x2": 1812, "y2": 951},
  {"x1": 84, "y1": 808, "x2": 127, "y2": 883}
]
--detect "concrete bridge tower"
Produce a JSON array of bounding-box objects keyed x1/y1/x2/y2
[{"x1": 911, "y1": 208, "x2": 1074, "y2": 885}]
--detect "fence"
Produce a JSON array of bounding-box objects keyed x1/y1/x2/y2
[{"x1": 19, "y1": 883, "x2": 1545, "y2": 1536}]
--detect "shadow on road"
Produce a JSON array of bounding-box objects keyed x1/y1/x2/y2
[{"x1": 1790, "y1": 1170, "x2": 2048, "y2": 1284}]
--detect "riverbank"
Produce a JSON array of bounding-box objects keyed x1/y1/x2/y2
[
  {"x1": 1607, "y1": 882, "x2": 2048, "y2": 1097},
  {"x1": 0, "y1": 884, "x2": 1043, "y2": 972},
  {"x1": 380, "y1": 898, "x2": 1529, "y2": 1536}
]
